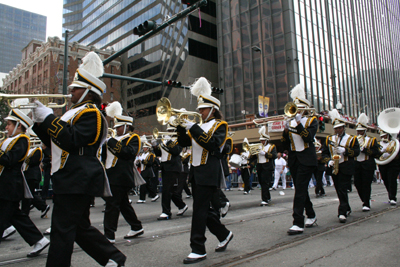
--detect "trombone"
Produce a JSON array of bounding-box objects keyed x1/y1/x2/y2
[
  {"x1": 0, "y1": 93, "x2": 72, "y2": 109},
  {"x1": 253, "y1": 102, "x2": 315, "y2": 126},
  {"x1": 153, "y1": 128, "x2": 177, "y2": 139},
  {"x1": 156, "y1": 97, "x2": 202, "y2": 127}
]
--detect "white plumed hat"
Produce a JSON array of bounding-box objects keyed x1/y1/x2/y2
[
  {"x1": 356, "y1": 113, "x2": 369, "y2": 131},
  {"x1": 290, "y1": 84, "x2": 310, "y2": 107},
  {"x1": 258, "y1": 125, "x2": 270, "y2": 140},
  {"x1": 190, "y1": 77, "x2": 220, "y2": 110}
]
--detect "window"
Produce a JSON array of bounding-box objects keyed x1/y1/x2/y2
[
  {"x1": 33, "y1": 65, "x2": 37, "y2": 74},
  {"x1": 59, "y1": 55, "x2": 64, "y2": 64},
  {"x1": 25, "y1": 71, "x2": 29, "y2": 79},
  {"x1": 110, "y1": 92, "x2": 114, "y2": 101},
  {"x1": 38, "y1": 60, "x2": 42, "y2": 70},
  {"x1": 44, "y1": 56, "x2": 48, "y2": 65}
]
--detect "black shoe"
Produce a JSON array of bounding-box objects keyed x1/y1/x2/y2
[
  {"x1": 41, "y1": 205, "x2": 50, "y2": 218},
  {"x1": 183, "y1": 254, "x2": 207, "y2": 264}
]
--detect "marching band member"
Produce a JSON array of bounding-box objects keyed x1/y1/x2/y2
[
  {"x1": 253, "y1": 126, "x2": 276, "y2": 205},
  {"x1": 281, "y1": 84, "x2": 318, "y2": 234},
  {"x1": 378, "y1": 130, "x2": 400, "y2": 205},
  {"x1": 177, "y1": 77, "x2": 233, "y2": 264},
  {"x1": 0, "y1": 107, "x2": 50, "y2": 257},
  {"x1": 32, "y1": 52, "x2": 126, "y2": 267},
  {"x1": 103, "y1": 102, "x2": 144, "y2": 243},
  {"x1": 137, "y1": 136, "x2": 159, "y2": 203},
  {"x1": 21, "y1": 129, "x2": 50, "y2": 217},
  {"x1": 178, "y1": 147, "x2": 193, "y2": 199},
  {"x1": 152, "y1": 124, "x2": 188, "y2": 220},
  {"x1": 354, "y1": 114, "x2": 380, "y2": 211},
  {"x1": 321, "y1": 109, "x2": 360, "y2": 223},
  {"x1": 239, "y1": 149, "x2": 252, "y2": 194}
]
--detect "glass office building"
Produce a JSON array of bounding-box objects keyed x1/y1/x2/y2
[
  {"x1": 0, "y1": 4, "x2": 46, "y2": 73},
  {"x1": 63, "y1": 0, "x2": 218, "y2": 128},
  {"x1": 217, "y1": 0, "x2": 400, "y2": 123}
]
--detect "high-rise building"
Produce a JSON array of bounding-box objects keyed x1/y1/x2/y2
[
  {"x1": 0, "y1": 4, "x2": 46, "y2": 73},
  {"x1": 63, "y1": 0, "x2": 218, "y2": 131},
  {"x1": 217, "y1": 0, "x2": 400, "y2": 123}
]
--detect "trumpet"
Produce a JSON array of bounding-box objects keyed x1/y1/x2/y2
[
  {"x1": 332, "y1": 134, "x2": 341, "y2": 175},
  {"x1": 0, "y1": 93, "x2": 72, "y2": 109},
  {"x1": 30, "y1": 138, "x2": 42, "y2": 148},
  {"x1": 156, "y1": 97, "x2": 202, "y2": 127},
  {"x1": 242, "y1": 140, "x2": 264, "y2": 156},
  {"x1": 0, "y1": 131, "x2": 7, "y2": 140},
  {"x1": 253, "y1": 102, "x2": 315, "y2": 126},
  {"x1": 108, "y1": 128, "x2": 116, "y2": 138},
  {"x1": 153, "y1": 128, "x2": 177, "y2": 139}
]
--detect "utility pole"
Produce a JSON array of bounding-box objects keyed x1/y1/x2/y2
[{"x1": 62, "y1": 30, "x2": 69, "y2": 113}]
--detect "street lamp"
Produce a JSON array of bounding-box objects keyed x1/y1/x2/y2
[{"x1": 252, "y1": 46, "x2": 265, "y2": 115}]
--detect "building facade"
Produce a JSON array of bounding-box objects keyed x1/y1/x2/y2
[
  {"x1": 217, "y1": 0, "x2": 400, "y2": 124},
  {"x1": 0, "y1": 4, "x2": 46, "y2": 73},
  {"x1": 1, "y1": 37, "x2": 121, "y2": 118},
  {"x1": 63, "y1": 0, "x2": 219, "y2": 132}
]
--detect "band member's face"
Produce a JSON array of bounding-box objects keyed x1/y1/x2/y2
[
  {"x1": 277, "y1": 152, "x2": 281, "y2": 158},
  {"x1": 198, "y1": 107, "x2": 212, "y2": 121},
  {"x1": 69, "y1": 87, "x2": 86, "y2": 104},
  {"x1": 261, "y1": 140, "x2": 266, "y2": 145},
  {"x1": 334, "y1": 126, "x2": 344, "y2": 135},
  {"x1": 143, "y1": 147, "x2": 149, "y2": 152},
  {"x1": 381, "y1": 134, "x2": 389, "y2": 141},
  {"x1": 5, "y1": 120, "x2": 15, "y2": 137},
  {"x1": 115, "y1": 125, "x2": 125, "y2": 136},
  {"x1": 357, "y1": 130, "x2": 365, "y2": 136}
]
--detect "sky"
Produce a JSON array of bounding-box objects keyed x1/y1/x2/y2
[{"x1": 0, "y1": 0, "x2": 63, "y2": 39}]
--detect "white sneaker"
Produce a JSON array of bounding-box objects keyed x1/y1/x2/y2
[
  {"x1": 124, "y1": 228, "x2": 144, "y2": 239},
  {"x1": 27, "y1": 237, "x2": 50, "y2": 257},
  {"x1": 137, "y1": 199, "x2": 146, "y2": 204},
  {"x1": 157, "y1": 213, "x2": 170, "y2": 220},
  {"x1": 2, "y1": 226, "x2": 16, "y2": 239},
  {"x1": 260, "y1": 201, "x2": 268, "y2": 206},
  {"x1": 305, "y1": 217, "x2": 317, "y2": 228},
  {"x1": 390, "y1": 200, "x2": 397, "y2": 206},
  {"x1": 362, "y1": 206, "x2": 371, "y2": 212},
  {"x1": 151, "y1": 195, "x2": 160, "y2": 202},
  {"x1": 339, "y1": 215, "x2": 346, "y2": 223},
  {"x1": 220, "y1": 202, "x2": 230, "y2": 217},
  {"x1": 107, "y1": 238, "x2": 115, "y2": 244},
  {"x1": 177, "y1": 205, "x2": 188, "y2": 216},
  {"x1": 287, "y1": 225, "x2": 303, "y2": 235},
  {"x1": 215, "y1": 231, "x2": 233, "y2": 252},
  {"x1": 43, "y1": 227, "x2": 51, "y2": 236}
]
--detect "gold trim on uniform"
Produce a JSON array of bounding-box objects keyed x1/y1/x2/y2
[
  {"x1": 0, "y1": 134, "x2": 30, "y2": 173},
  {"x1": 60, "y1": 150, "x2": 69, "y2": 169}
]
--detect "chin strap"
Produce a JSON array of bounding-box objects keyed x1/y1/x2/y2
[
  {"x1": 123, "y1": 124, "x2": 127, "y2": 135},
  {"x1": 205, "y1": 107, "x2": 214, "y2": 121},
  {"x1": 11, "y1": 121, "x2": 20, "y2": 137},
  {"x1": 76, "y1": 88, "x2": 90, "y2": 104}
]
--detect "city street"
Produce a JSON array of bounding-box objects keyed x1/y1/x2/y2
[{"x1": 1, "y1": 182, "x2": 399, "y2": 266}]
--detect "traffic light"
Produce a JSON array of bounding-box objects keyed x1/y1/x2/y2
[
  {"x1": 100, "y1": 103, "x2": 108, "y2": 116},
  {"x1": 181, "y1": 0, "x2": 199, "y2": 6},
  {"x1": 318, "y1": 116, "x2": 325, "y2": 132},
  {"x1": 211, "y1": 87, "x2": 224, "y2": 94},
  {"x1": 133, "y1": 20, "x2": 157, "y2": 36},
  {"x1": 165, "y1": 80, "x2": 182, "y2": 87}
]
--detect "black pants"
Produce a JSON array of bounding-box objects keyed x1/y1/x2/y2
[
  {"x1": 161, "y1": 171, "x2": 186, "y2": 216},
  {"x1": 354, "y1": 163, "x2": 374, "y2": 207},
  {"x1": 46, "y1": 194, "x2": 126, "y2": 267},
  {"x1": 176, "y1": 172, "x2": 190, "y2": 199},
  {"x1": 240, "y1": 167, "x2": 251, "y2": 193},
  {"x1": 219, "y1": 189, "x2": 229, "y2": 206},
  {"x1": 21, "y1": 179, "x2": 47, "y2": 215},
  {"x1": 290, "y1": 158, "x2": 316, "y2": 228},
  {"x1": 104, "y1": 185, "x2": 142, "y2": 240},
  {"x1": 379, "y1": 164, "x2": 400, "y2": 201},
  {"x1": 0, "y1": 199, "x2": 43, "y2": 246},
  {"x1": 139, "y1": 176, "x2": 157, "y2": 200},
  {"x1": 332, "y1": 172, "x2": 352, "y2": 217},
  {"x1": 314, "y1": 169, "x2": 325, "y2": 196},
  {"x1": 190, "y1": 181, "x2": 230, "y2": 255},
  {"x1": 257, "y1": 165, "x2": 272, "y2": 202}
]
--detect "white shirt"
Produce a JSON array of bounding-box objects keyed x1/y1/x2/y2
[{"x1": 274, "y1": 157, "x2": 286, "y2": 171}]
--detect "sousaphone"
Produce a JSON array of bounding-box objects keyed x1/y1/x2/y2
[{"x1": 375, "y1": 108, "x2": 400, "y2": 165}]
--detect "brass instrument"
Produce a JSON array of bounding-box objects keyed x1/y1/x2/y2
[
  {"x1": 332, "y1": 135, "x2": 341, "y2": 175},
  {"x1": 253, "y1": 102, "x2": 315, "y2": 126},
  {"x1": 108, "y1": 128, "x2": 116, "y2": 138},
  {"x1": 30, "y1": 138, "x2": 42, "y2": 148},
  {"x1": 314, "y1": 138, "x2": 322, "y2": 159},
  {"x1": 153, "y1": 128, "x2": 177, "y2": 139},
  {"x1": 376, "y1": 139, "x2": 400, "y2": 165},
  {"x1": 375, "y1": 108, "x2": 400, "y2": 165},
  {"x1": 0, "y1": 131, "x2": 7, "y2": 140},
  {"x1": 242, "y1": 139, "x2": 263, "y2": 156},
  {"x1": 357, "y1": 135, "x2": 370, "y2": 151},
  {"x1": 156, "y1": 97, "x2": 202, "y2": 127},
  {"x1": 0, "y1": 93, "x2": 72, "y2": 109},
  {"x1": 228, "y1": 131, "x2": 235, "y2": 138}
]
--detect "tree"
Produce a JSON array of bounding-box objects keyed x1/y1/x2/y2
[{"x1": 0, "y1": 89, "x2": 10, "y2": 131}]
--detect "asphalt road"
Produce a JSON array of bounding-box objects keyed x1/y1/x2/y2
[{"x1": 1, "y1": 182, "x2": 399, "y2": 267}]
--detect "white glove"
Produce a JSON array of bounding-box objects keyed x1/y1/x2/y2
[
  {"x1": 382, "y1": 152, "x2": 390, "y2": 158},
  {"x1": 32, "y1": 100, "x2": 53, "y2": 123},
  {"x1": 336, "y1": 147, "x2": 346, "y2": 154},
  {"x1": 295, "y1": 113, "x2": 302, "y2": 123},
  {"x1": 259, "y1": 151, "x2": 266, "y2": 156},
  {"x1": 380, "y1": 147, "x2": 386, "y2": 153},
  {"x1": 151, "y1": 139, "x2": 158, "y2": 146},
  {"x1": 328, "y1": 160, "x2": 334, "y2": 167},
  {"x1": 163, "y1": 135, "x2": 171, "y2": 141},
  {"x1": 168, "y1": 116, "x2": 177, "y2": 126},
  {"x1": 183, "y1": 119, "x2": 195, "y2": 130},
  {"x1": 284, "y1": 121, "x2": 290, "y2": 129}
]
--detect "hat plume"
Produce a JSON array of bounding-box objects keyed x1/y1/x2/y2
[
  {"x1": 190, "y1": 77, "x2": 212, "y2": 97},
  {"x1": 105, "y1": 101, "x2": 123, "y2": 117},
  {"x1": 80, "y1": 51, "x2": 104, "y2": 78},
  {"x1": 289, "y1": 84, "x2": 306, "y2": 101}
]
